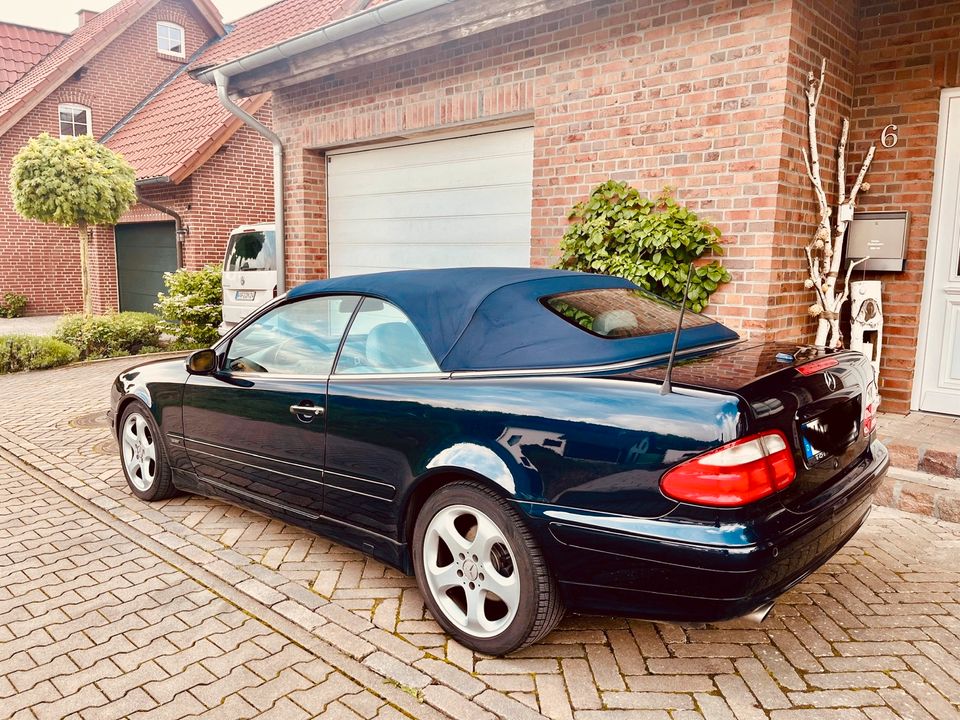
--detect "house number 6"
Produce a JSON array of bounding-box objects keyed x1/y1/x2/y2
[{"x1": 881, "y1": 124, "x2": 898, "y2": 148}]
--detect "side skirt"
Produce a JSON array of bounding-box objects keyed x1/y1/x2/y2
[{"x1": 171, "y1": 468, "x2": 412, "y2": 574}]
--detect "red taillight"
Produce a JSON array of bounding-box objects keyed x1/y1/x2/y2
[
  {"x1": 796, "y1": 357, "x2": 839, "y2": 375},
  {"x1": 862, "y1": 382, "x2": 879, "y2": 436},
  {"x1": 660, "y1": 431, "x2": 796, "y2": 507}
]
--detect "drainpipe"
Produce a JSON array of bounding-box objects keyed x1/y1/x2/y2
[
  {"x1": 136, "y1": 185, "x2": 187, "y2": 268},
  {"x1": 213, "y1": 70, "x2": 285, "y2": 293}
]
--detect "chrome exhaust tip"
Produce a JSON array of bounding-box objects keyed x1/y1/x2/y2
[{"x1": 743, "y1": 602, "x2": 775, "y2": 625}]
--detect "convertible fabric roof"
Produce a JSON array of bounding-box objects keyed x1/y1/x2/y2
[{"x1": 288, "y1": 268, "x2": 739, "y2": 372}]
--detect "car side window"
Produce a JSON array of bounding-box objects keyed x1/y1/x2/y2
[
  {"x1": 336, "y1": 297, "x2": 439, "y2": 374},
  {"x1": 226, "y1": 296, "x2": 359, "y2": 376}
]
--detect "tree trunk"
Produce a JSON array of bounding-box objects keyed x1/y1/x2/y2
[
  {"x1": 814, "y1": 317, "x2": 830, "y2": 347},
  {"x1": 78, "y1": 221, "x2": 92, "y2": 315}
]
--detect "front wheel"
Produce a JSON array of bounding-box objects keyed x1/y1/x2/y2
[
  {"x1": 118, "y1": 403, "x2": 178, "y2": 501},
  {"x1": 412, "y1": 481, "x2": 564, "y2": 655}
]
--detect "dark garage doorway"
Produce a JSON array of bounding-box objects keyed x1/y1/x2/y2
[{"x1": 115, "y1": 222, "x2": 177, "y2": 313}]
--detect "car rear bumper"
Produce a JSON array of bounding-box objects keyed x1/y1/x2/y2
[{"x1": 521, "y1": 440, "x2": 888, "y2": 622}]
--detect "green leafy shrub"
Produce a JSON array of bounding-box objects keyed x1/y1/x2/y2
[
  {"x1": 555, "y1": 181, "x2": 731, "y2": 312},
  {"x1": 54, "y1": 312, "x2": 161, "y2": 360},
  {"x1": 0, "y1": 335, "x2": 79, "y2": 373},
  {"x1": 155, "y1": 265, "x2": 223, "y2": 346},
  {"x1": 0, "y1": 292, "x2": 27, "y2": 318}
]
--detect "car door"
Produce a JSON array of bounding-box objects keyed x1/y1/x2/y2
[
  {"x1": 181, "y1": 294, "x2": 360, "y2": 520},
  {"x1": 325, "y1": 296, "x2": 445, "y2": 536}
]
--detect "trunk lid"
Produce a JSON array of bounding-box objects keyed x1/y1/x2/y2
[{"x1": 622, "y1": 342, "x2": 878, "y2": 513}]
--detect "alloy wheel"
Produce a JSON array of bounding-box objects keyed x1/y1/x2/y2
[
  {"x1": 422, "y1": 504, "x2": 520, "y2": 638},
  {"x1": 121, "y1": 412, "x2": 157, "y2": 492}
]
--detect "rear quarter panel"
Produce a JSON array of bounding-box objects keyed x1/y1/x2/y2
[{"x1": 325, "y1": 374, "x2": 746, "y2": 538}]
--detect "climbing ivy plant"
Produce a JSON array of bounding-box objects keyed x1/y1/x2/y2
[{"x1": 555, "y1": 181, "x2": 731, "y2": 313}]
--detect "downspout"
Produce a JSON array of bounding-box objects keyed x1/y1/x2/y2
[
  {"x1": 136, "y1": 185, "x2": 186, "y2": 268},
  {"x1": 213, "y1": 70, "x2": 285, "y2": 293}
]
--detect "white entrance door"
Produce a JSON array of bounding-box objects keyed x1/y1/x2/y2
[
  {"x1": 916, "y1": 89, "x2": 960, "y2": 414},
  {"x1": 326, "y1": 127, "x2": 534, "y2": 277}
]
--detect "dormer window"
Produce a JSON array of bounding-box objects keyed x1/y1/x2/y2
[
  {"x1": 59, "y1": 104, "x2": 91, "y2": 137},
  {"x1": 157, "y1": 21, "x2": 185, "y2": 58}
]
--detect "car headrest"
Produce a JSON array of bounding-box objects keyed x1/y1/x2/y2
[
  {"x1": 593, "y1": 309, "x2": 638, "y2": 337},
  {"x1": 366, "y1": 322, "x2": 434, "y2": 369}
]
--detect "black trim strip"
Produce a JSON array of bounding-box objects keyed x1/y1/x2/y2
[{"x1": 201, "y1": 476, "x2": 320, "y2": 520}]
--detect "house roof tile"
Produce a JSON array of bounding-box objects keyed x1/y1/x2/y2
[
  {"x1": 106, "y1": 0, "x2": 355, "y2": 183},
  {"x1": 0, "y1": 0, "x2": 223, "y2": 136},
  {"x1": 0, "y1": 22, "x2": 67, "y2": 94}
]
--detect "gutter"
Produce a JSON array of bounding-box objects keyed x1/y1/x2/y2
[
  {"x1": 194, "y1": 0, "x2": 456, "y2": 86},
  {"x1": 136, "y1": 185, "x2": 187, "y2": 269},
  {"x1": 213, "y1": 70, "x2": 285, "y2": 293}
]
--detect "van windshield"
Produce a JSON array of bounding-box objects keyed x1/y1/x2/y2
[{"x1": 225, "y1": 230, "x2": 276, "y2": 272}]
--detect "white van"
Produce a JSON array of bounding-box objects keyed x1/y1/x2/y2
[{"x1": 220, "y1": 223, "x2": 276, "y2": 333}]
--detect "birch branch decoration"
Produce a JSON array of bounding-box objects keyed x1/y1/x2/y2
[{"x1": 802, "y1": 58, "x2": 877, "y2": 348}]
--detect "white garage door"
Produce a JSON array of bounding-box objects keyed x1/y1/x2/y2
[{"x1": 327, "y1": 127, "x2": 534, "y2": 277}]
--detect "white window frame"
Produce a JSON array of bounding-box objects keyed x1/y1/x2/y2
[
  {"x1": 156, "y1": 21, "x2": 185, "y2": 58},
  {"x1": 58, "y1": 103, "x2": 91, "y2": 137}
]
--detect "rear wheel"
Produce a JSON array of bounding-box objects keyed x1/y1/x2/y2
[
  {"x1": 412, "y1": 481, "x2": 563, "y2": 655},
  {"x1": 119, "y1": 403, "x2": 178, "y2": 501}
]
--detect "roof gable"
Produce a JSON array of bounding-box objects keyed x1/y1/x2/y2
[
  {"x1": 0, "y1": 22, "x2": 67, "y2": 94},
  {"x1": 105, "y1": 0, "x2": 356, "y2": 184},
  {"x1": 0, "y1": 0, "x2": 223, "y2": 136}
]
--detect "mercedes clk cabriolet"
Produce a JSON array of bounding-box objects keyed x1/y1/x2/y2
[{"x1": 110, "y1": 268, "x2": 887, "y2": 654}]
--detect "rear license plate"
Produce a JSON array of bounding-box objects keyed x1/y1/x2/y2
[
  {"x1": 800, "y1": 425, "x2": 829, "y2": 465},
  {"x1": 235, "y1": 290, "x2": 256, "y2": 301}
]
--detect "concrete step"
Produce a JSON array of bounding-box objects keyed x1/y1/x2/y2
[{"x1": 874, "y1": 467, "x2": 960, "y2": 523}]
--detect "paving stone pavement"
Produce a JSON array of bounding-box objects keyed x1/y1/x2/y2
[
  {"x1": 2, "y1": 357, "x2": 960, "y2": 719},
  {"x1": 0, "y1": 457, "x2": 414, "y2": 720}
]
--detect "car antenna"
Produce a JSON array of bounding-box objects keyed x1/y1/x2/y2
[{"x1": 660, "y1": 263, "x2": 695, "y2": 396}]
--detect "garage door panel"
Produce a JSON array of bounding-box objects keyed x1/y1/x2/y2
[
  {"x1": 115, "y1": 222, "x2": 176, "y2": 313},
  {"x1": 328, "y1": 128, "x2": 533, "y2": 278},
  {"x1": 331, "y1": 129, "x2": 533, "y2": 173},
  {"x1": 335, "y1": 242, "x2": 532, "y2": 275},
  {"x1": 330, "y1": 186, "x2": 532, "y2": 220},
  {"x1": 329, "y1": 155, "x2": 533, "y2": 196},
  {"x1": 332, "y1": 214, "x2": 531, "y2": 243}
]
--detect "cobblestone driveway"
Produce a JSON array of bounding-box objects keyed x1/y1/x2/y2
[{"x1": 1, "y1": 356, "x2": 960, "y2": 720}]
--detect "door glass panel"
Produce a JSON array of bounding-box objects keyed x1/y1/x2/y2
[
  {"x1": 226, "y1": 296, "x2": 359, "y2": 375},
  {"x1": 336, "y1": 297, "x2": 439, "y2": 374}
]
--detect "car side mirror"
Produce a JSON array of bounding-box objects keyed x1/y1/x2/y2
[{"x1": 186, "y1": 348, "x2": 217, "y2": 375}]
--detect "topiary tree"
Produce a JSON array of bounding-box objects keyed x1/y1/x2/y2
[
  {"x1": 555, "y1": 181, "x2": 730, "y2": 313},
  {"x1": 9, "y1": 133, "x2": 137, "y2": 315}
]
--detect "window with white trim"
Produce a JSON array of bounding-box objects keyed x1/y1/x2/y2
[
  {"x1": 58, "y1": 104, "x2": 91, "y2": 137},
  {"x1": 156, "y1": 21, "x2": 185, "y2": 58}
]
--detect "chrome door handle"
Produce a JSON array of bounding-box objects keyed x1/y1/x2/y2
[{"x1": 289, "y1": 404, "x2": 324, "y2": 417}]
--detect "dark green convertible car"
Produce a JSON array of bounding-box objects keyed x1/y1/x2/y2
[{"x1": 110, "y1": 268, "x2": 887, "y2": 654}]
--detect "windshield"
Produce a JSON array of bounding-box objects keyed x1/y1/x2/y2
[
  {"x1": 225, "y1": 230, "x2": 276, "y2": 272},
  {"x1": 543, "y1": 288, "x2": 716, "y2": 339}
]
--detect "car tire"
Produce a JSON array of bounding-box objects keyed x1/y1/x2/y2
[
  {"x1": 118, "y1": 402, "x2": 178, "y2": 501},
  {"x1": 412, "y1": 480, "x2": 564, "y2": 655}
]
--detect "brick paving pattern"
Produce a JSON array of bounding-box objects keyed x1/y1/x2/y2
[
  {"x1": 0, "y1": 457, "x2": 406, "y2": 720},
  {"x1": 1, "y1": 356, "x2": 960, "y2": 719}
]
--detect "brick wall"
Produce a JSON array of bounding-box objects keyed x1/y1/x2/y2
[
  {"x1": 850, "y1": 0, "x2": 960, "y2": 413},
  {"x1": 0, "y1": 0, "x2": 213, "y2": 316},
  {"x1": 274, "y1": 0, "x2": 802, "y2": 333},
  {"x1": 772, "y1": 0, "x2": 859, "y2": 341}
]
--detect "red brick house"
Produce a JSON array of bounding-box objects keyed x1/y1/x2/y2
[
  {"x1": 0, "y1": 0, "x2": 228, "y2": 314},
  {"x1": 188, "y1": 0, "x2": 960, "y2": 416},
  {"x1": 0, "y1": 0, "x2": 304, "y2": 315}
]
